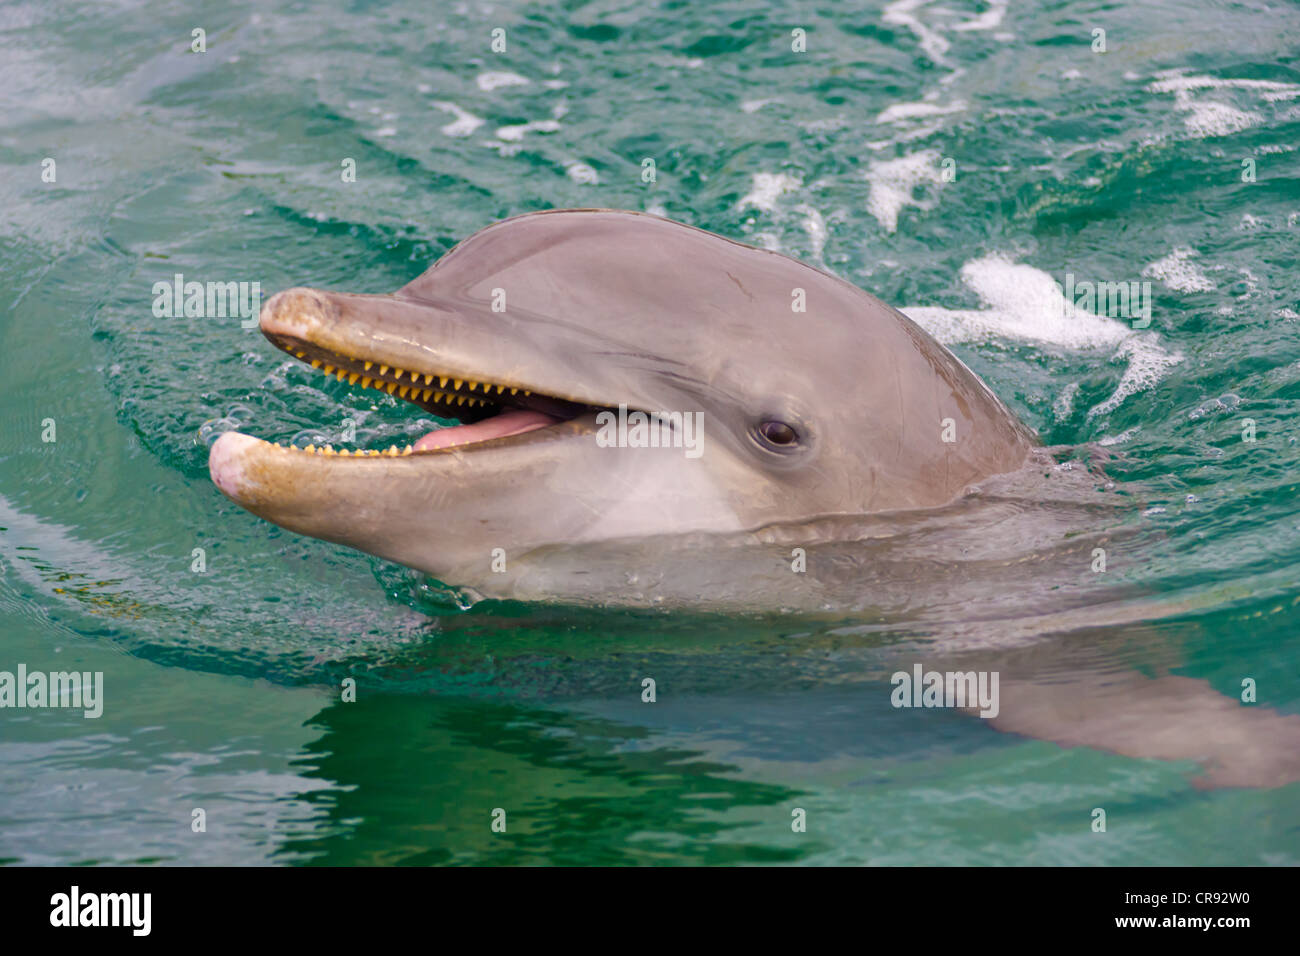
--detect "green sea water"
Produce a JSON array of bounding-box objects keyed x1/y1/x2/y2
[{"x1": 2, "y1": 0, "x2": 1299, "y2": 865}]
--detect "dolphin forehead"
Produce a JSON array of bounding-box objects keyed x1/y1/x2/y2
[{"x1": 403, "y1": 210, "x2": 880, "y2": 388}]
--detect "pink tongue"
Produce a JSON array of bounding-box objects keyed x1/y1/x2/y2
[{"x1": 413, "y1": 408, "x2": 562, "y2": 451}]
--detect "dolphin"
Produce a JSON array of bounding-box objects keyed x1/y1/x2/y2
[
  {"x1": 208, "y1": 208, "x2": 1300, "y2": 789},
  {"x1": 209, "y1": 208, "x2": 1038, "y2": 607}
]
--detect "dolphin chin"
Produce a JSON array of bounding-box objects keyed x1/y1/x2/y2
[{"x1": 210, "y1": 208, "x2": 1037, "y2": 607}]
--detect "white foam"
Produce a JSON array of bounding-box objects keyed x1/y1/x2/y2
[
  {"x1": 875, "y1": 100, "x2": 965, "y2": 123},
  {"x1": 952, "y1": 0, "x2": 1008, "y2": 32},
  {"x1": 1098, "y1": 426, "x2": 1140, "y2": 446},
  {"x1": 476, "y1": 71, "x2": 530, "y2": 92},
  {"x1": 432, "y1": 101, "x2": 484, "y2": 137},
  {"x1": 741, "y1": 98, "x2": 776, "y2": 113},
  {"x1": 883, "y1": 0, "x2": 950, "y2": 63},
  {"x1": 1099, "y1": 335, "x2": 1184, "y2": 417},
  {"x1": 866, "y1": 120, "x2": 946, "y2": 151},
  {"x1": 737, "y1": 172, "x2": 801, "y2": 213},
  {"x1": 796, "y1": 204, "x2": 828, "y2": 260},
  {"x1": 902, "y1": 256, "x2": 1182, "y2": 418},
  {"x1": 864, "y1": 150, "x2": 943, "y2": 233},
  {"x1": 495, "y1": 119, "x2": 561, "y2": 141},
  {"x1": 1147, "y1": 73, "x2": 1300, "y2": 96},
  {"x1": 1145, "y1": 72, "x2": 1299, "y2": 139},
  {"x1": 566, "y1": 162, "x2": 599, "y2": 185},
  {"x1": 1181, "y1": 99, "x2": 1261, "y2": 137},
  {"x1": 1053, "y1": 381, "x2": 1079, "y2": 420},
  {"x1": 1142, "y1": 247, "x2": 1215, "y2": 293}
]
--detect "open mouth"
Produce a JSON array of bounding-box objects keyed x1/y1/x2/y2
[{"x1": 262, "y1": 328, "x2": 614, "y2": 456}]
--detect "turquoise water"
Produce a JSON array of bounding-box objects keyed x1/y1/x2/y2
[{"x1": 2, "y1": 0, "x2": 1299, "y2": 864}]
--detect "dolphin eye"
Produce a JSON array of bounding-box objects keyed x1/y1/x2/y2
[{"x1": 756, "y1": 420, "x2": 799, "y2": 448}]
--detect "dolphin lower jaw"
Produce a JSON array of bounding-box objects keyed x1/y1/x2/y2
[{"x1": 208, "y1": 415, "x2": 746, "y2": 591}]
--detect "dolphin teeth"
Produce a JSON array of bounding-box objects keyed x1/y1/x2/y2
[
  {"x1": 385, "y1": 382, "x2": 396, "y2": 394},
  {"x1": 304, "y1": 444, "x2": 315, "y2": 453},
  {"x1": 386, "y1": 446, "x2": 398, "y2": 456},
  {"x1": 379, "y1": 365, "x2": 389, "y2": 375},
  {"x1": 335, "y1": 370, "x2": 346, "y2": 380},
  {"x1": 364, "y1": 361, "x2": 372, "y2": 371},
  {"x1": 467, "y1": 381, "x2": 478, "y2": 391},
  {"x1": 393, "y1": 368, "x2": 403, "y2": 380},
  {"x1": 368, "y1": 449, "x2": 380, "y2": 457},
  {"x1": 402, "y1": 445, "x2": 412, "y2": 455},
  {"x1": 453, "y1": 379, "x2": 463, "y2": 390},
  {"x1": 361, "y1": 377, "x2": 372, "y2": 389},
  {"x1": 424, "y1": 373, "x2": 433, "y2": 385},
  {"x1": 421, "y1": 388, "x2": 433, "y2": 401},
  {"x1": 323, "y1": 364, "x2": 335, "y2": 375},
  {"x1": 348, "y1": 372, "x2": 359, "y2": 385},
  {"x1": 523, "y1": 389, "x2": 531, "y2": 396},
  {"x1": 455, "y1": 395, "x2": 466, "y2": 405},
  {"x1": 323, "y1": 445, "x2": 335, "y2": 455},
  {"x1": 294, "y1": 351, "x2": 305, "y2": 358},
  {"x1": 495, "y1": 384, "x2": 506, "y2": 394},
  {"x1": 398, "y1": 385, "x2": 410, "y2": 398},
  {"x1": 311, "y1": 360, "x2": 321, "y2": 369},
  {"x1": 510, "y1": 387, "x2": 518, "y2": 395},
  {"x1": 439, "y1": 376, "x2": 448, "y2": 388}
]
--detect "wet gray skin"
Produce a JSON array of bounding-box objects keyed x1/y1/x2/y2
[
  {"x1": 210, "y1": 208, "x2": 1037, "y2": 607},
  {"x1": 209, "y1": 209, "x2": 1300, "y2": 788}
]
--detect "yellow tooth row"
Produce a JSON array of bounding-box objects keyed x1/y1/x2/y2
[
  {"x1": 276, "y1": 443, "x2": 415, "y2": 457},
  {"x1": 292, "y1": 351, "x2": 532, "y2": 405}
]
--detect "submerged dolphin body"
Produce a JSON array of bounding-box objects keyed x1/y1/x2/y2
[{"x1": 210, "y1": 208, "x2": 1039, "y2": 609}]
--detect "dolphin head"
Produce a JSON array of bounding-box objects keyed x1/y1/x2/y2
[{"x1": 209, "y1": 209, "x2": 1034, "y2": 599}]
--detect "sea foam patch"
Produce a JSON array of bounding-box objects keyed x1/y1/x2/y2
[
  {"x1": 903, "y1": 256, "x2": 1182, "y2": 418},
  {"x1": 737, "y1": 172, "x2": 802, "y2": 213},
  {"x1": 431, "y1": 101, "x2": 485, "y2": 137},
  {"x1": 476, "y1": 71, "x2": 530, "y2": 92},
  {"x1": 865, "y1": 150, "x2": 944, "y2": 233},
  {"x1": 1145, "y1": 71, "x2": 1300, "y2": 139},
  {"x1": 1142, "y1": 247, "x2": 1216, "y2": 293}
]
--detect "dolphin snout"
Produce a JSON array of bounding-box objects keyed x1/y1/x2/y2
[
  {"x1": 209, "y1": 431, "x2": 259, "y2": 500},
  {"x1": 259, "y1": 286, "x2": 335, "y2": 340}
]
